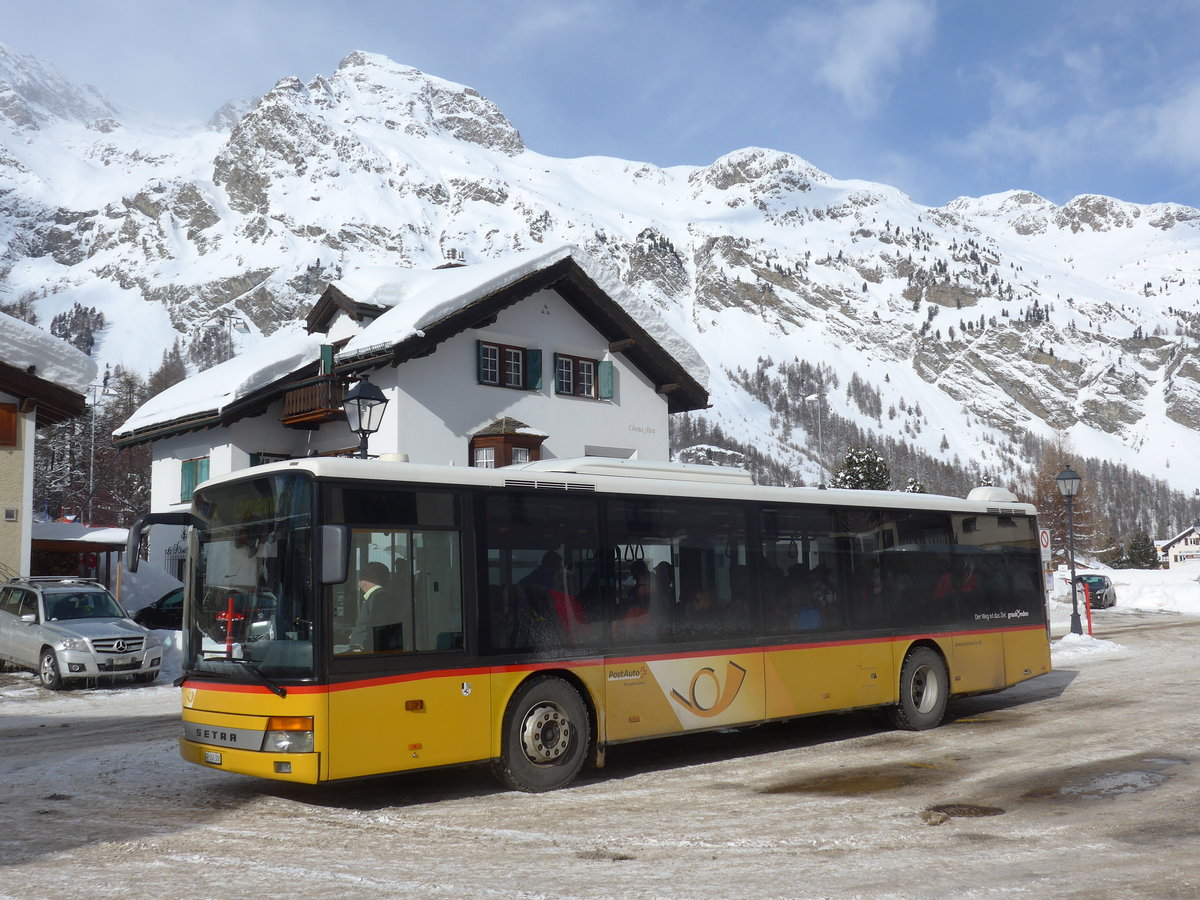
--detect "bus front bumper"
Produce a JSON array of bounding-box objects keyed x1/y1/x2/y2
[{"x1": 180, "y1": 738, "x2": 321, "y2": 783}]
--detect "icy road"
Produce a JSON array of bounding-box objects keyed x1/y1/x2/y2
[{"x1": 2, "y1": 606, "x2": 1199, "y2": 899}]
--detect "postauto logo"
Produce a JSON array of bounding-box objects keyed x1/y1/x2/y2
[{"x1": 669, "y1": 660, "x2": 747, "y2": 718}]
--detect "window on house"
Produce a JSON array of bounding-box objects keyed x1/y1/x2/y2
[
  {"x1": 469, "y1": 436, "x2": 543, "y2": 468},
  {"x1": 478, "y1": 341, "x2": 541, "y2": 390},
  {"x1": 249, "y1": 452, "x2": 289, "y2": 467},
  {"x1": 0, "y1": 403, "x2": 16, "y2": 447},
  {"x1": 554, "y1": 354, "x2": 613, "y2": 399},
  {"x1": 181, "y1": 457, "x2": 210, "y2": 502}
]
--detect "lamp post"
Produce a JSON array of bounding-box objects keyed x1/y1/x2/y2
[
  {"x1": 342, "y1": 374, "x2": 389, "y2": 459},
  {"x1": 804, "y1": 392, "x2": 826, "y2": 489},
  {"x1": 1056, "y1": 464, "x2": 1083, "y2": 636}
]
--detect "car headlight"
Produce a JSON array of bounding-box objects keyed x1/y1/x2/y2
[{"x1": 57, "y1": 638, "x2": 89, "y2": 652}]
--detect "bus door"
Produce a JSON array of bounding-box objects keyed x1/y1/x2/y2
[{"x1": 325, "y1": 487, "x2": 487, "y2": 780}]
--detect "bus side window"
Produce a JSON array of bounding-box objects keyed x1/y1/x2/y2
[{"x1": 481, "y1": 492, "x2": 601, "y2": 655}]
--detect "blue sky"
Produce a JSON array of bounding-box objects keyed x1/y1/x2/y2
[{"x1": 6, "y1": 0, "x2": 1200, "y2": 208}]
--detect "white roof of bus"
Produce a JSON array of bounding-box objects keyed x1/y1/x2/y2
[{"x1": 196, "y1": 456, "x2": 1039, "y2": 517}]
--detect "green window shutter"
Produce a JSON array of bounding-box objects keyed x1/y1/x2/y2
[
  {"x1": 526, "y1": 349, "x2": 542, "y2": 390},
  {"x1": 319, "y1": 344, "x2": 334, "y2": 375},
  {"x1": 598, "y1": 360, "x2": 614, "y2": 399},
  {"x1": 249, "y1": 453, "x2": 261, "y2": 467},
  {"x1": 198, "y1": 457, "x2": 210, "y2": 483},
  {"x1": 181, "y1": 460, "x2": 197, "y2": 502},
  {"x1": 477, "y1": 340, "x2": 485, "y2": 383},
  {"x1": 553, "y1": 353, "x2": 564, "y2": 394}
]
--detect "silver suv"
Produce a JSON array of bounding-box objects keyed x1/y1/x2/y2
[{"x1": 0, "y1": 577, "x2": 164, "y2": 690}]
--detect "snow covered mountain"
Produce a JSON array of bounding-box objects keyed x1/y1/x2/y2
[{"x1": 4, "y1": 45, "x2": 1200, "y2": 519}]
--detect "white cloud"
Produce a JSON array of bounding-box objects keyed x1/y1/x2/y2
[
  {"x1": 1144, "y1": 81, "x2": 1200, "y2": 169},
  {"x1": 779, "y1": 0, "x2": 936, "y2": 117}
]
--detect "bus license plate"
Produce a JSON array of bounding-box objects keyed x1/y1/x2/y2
[{"x1": 204, "y1": 750, "x2": 223, "y2": 765}]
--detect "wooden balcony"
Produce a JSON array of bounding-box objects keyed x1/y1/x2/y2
[{"x1": 280, "y1": 376, "x2": 347, "y2": 429}]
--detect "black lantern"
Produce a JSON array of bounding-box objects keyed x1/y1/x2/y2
[
  {"x1": 1055, "y1": 465, "x2": 1083, "y2": 635},
  {"x1": 343, "y1": 374, "x2": 389, "y2": 459}
]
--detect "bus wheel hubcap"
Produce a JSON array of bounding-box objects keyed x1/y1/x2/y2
[
  {"x1": 912, "y1": 665, "x2": 938, "y2": 712},
  {"x1": 521, "y1": 702, "x2": 571, "y2": 764}
]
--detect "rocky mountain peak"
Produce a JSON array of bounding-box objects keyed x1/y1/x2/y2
[
  {"x1": 0, "y1": 42, "x2": 118, "y2": 131},
  {"x1": 690, "y1": 147, "x2": 829, "y2": 194},
  {"x1": 330, "y1": 51, "x2": 524, "y2": 155}
]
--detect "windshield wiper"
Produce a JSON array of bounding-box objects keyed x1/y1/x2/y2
[
  {"x1": 209, "y1": 657, "x2": 288, "y2": 698},
  {"x1": 180, "y1": 657, "x2": 288, "y2": 700}
]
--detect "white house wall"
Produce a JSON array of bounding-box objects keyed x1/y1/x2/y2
[{"x1": 384, "y1": 287, "x2": 670, "y2": 463}]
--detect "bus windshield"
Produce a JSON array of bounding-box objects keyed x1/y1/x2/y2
[{"x1": 188, "y1": 472, "x2": 316, "y2": 680}]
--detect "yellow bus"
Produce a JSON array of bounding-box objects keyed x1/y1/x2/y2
[{"x1": 128, "y1": 456, "x2": 1050, "y2": 792}]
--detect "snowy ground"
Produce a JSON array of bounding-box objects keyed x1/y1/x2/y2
[{"x1": 2, "y1": 566, "x2": 1199, "y2": 897}]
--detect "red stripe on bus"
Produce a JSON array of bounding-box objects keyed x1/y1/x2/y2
[{"x1": 179, "y1": 623, "x2": 1044, "y2": 696}]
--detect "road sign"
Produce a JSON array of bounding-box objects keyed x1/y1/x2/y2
[{"x1": 1039, "y1": 527, "x2": 1052, "y2": 563}]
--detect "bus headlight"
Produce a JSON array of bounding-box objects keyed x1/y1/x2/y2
[{"x1": 262, "y1": 716, "x2": 314, "y2": 753}]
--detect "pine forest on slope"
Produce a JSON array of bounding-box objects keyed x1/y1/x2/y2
[{"x1": 2, "y1": 44, "x2": 1200, "y2": 548}]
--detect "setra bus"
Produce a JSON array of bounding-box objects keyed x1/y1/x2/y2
[{"x1": 127, "y1": 456, "x2": 1051, "y2": 792}]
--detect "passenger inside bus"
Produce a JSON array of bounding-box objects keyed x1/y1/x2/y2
[
  {"x1": 348, "y1": 561, "x2": 404, "y2": 652},
  {"x1": 519, "y1": 549, "x2": 589, "y2": 643}
]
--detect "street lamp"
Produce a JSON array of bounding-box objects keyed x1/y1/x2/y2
[
  {"x1": 342, "y1": 374, "x2": 389, "y2": 459},
  {"x1": 1056, "y1": 464, "x2": 1083, "y2": 635},
  {"x1": 804, "y1": 392, "x2": 826, "y2": 489}
]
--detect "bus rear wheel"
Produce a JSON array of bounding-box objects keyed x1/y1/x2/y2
[
  {"x1": 888, "y1": 646, "x2": 948, "y2": 731},
  {"x1": 493, "y1": 676, "x2": 590, "y2": 792}
]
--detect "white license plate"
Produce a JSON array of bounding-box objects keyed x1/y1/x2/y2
[{"x1": 204, "y1": 750, "x2": 223, "y2": 765}]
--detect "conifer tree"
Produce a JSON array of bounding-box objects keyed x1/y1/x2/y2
[
  {"x1": 830, "y1": 447, "x2": 891, "y2": 490},
  {"x1": 1124, "y1": 530, "x2": 1159, "y2": 569}
]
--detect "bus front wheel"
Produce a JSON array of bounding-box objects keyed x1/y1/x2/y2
[
  {"x1": 494, "y1": 676, "x2": 591, "y2": 792},
  {"x1": 889, "y1": 646, "x2": 948, "y2": 731}
]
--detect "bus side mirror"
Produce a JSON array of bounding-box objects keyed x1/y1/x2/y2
[
  {"x1": 126, "y1": 512, "x2": 202, "y2": 572},
  {"x1": 320, "y1": 525, "x2": 349, "y2": 585}
]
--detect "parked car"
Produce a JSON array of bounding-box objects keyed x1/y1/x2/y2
[
  {"x1": 0, "y1": 576, "x2": 164, "y2": 690},
  {"x1": 133, "y1": 587, "x2": 184, "y2": 631},
  {"x1": 1075, "y1": 574, "x2": 1117, "y2": 609}
]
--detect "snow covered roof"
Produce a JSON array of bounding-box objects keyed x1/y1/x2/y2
[
  {"x1": 0, "y1": 311, "x2": 97, "y2": 393},
  {"x1": 116, "y1": 246, "x2": 708, "y2": 443},
  {"x1": 32, "y1": 522, "x2": 128, "y2": 547},
  {"x1": 1162, "y1": 524, "x2": 1200, "y2": 548},
  {"x1": 113, "y1": 325, "x2": 326, "y2": 441},
  {"x1": 0, "y1": 311, "x2": 97, "y2": 425},
  {"x1": 321, "y1": 244, "x2": 708, "y2": 413}
]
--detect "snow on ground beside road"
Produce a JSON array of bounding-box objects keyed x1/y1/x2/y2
[{"x1": 1047, "y1": 564, "x2": 1200, "y2": 662}]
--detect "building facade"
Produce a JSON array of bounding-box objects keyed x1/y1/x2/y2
[{"x1": 0, "y1": 313, "x2": 95, "y2": 577}]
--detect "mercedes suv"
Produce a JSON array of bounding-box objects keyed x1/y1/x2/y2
[{"x1": 0, "y1": 577, "x2": 164, "y2": 689}]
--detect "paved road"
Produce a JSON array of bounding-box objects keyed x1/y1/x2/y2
[{"x1": 2, "y1": 609, "x2": 1198, "y2": 898}]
